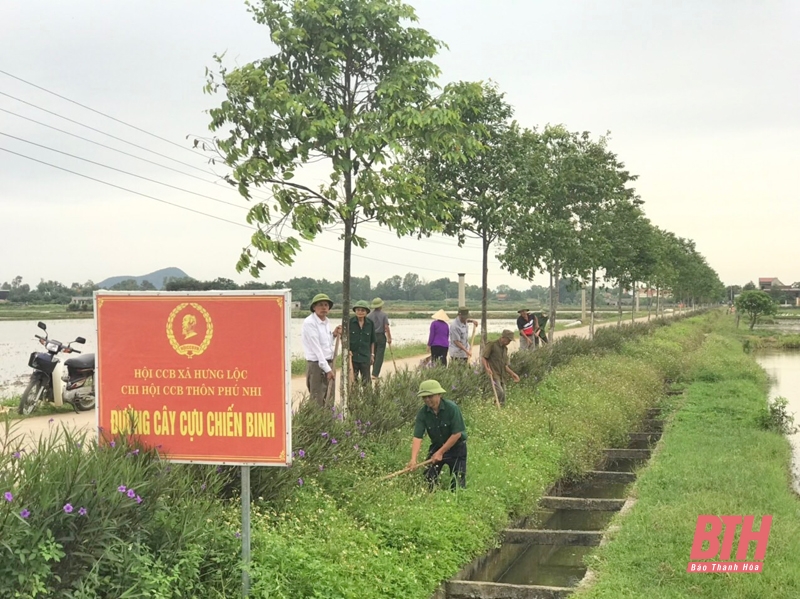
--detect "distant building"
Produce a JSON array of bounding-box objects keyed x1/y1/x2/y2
[
  {"x1": 291, "y1": 301, "x2": 303, "y2": 310},
  {"x1": 757, "y1": 277, "x2": 800, "y2": 306},
  {"x1": 0, "y1": 290, "x2": 9, "y2": 302},
  {"x1": 70, "y1": 297, "x2": 92, "y2": 306},
  {"x1": 495, "y1": 293, "x2": 508, "y2": 301}
]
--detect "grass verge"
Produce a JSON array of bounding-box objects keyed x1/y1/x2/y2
[{"x1": 575, "y1": 327, "x2": 800, "y2": 598}]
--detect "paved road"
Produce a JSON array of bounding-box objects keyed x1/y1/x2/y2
[{"x1": 4, "y1": 309, "x2": 683, "y2": 447}]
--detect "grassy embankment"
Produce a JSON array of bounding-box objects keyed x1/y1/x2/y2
[
  {"x1": 1, "y1": 310, "x2": 705, "y2": 597},
  {"x1": 0, "y1": 304, "x2": 92, "y2": 321},
  {"x1": 575, "y1": 318, "x2": 800, "y2": 598}
]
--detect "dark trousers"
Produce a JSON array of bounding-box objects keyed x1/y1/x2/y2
[
  {"x1": 425, "y1": 445, "x2": 467, "y2": 490},
  {"x1": 372, "y1": 334, "x2": 387, "y2": 377},
  {"x1": 352, "y1": 361, "x2": 371, "y2": 386},
  {"x1": 431, "y1": 345, "x2": 448, "y2": 366}
]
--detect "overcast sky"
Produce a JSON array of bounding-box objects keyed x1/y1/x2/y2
[{"x1": 1, "y1": 0, "x2": 798, "y2": 291}]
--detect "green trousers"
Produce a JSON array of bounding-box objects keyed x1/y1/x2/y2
[{"x1": 372, "y1": 333, "x2": 387, "y2": 377}]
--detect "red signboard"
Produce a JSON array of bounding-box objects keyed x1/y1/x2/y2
[{"x1": 94, "y1": 291, "x2": 292, "y2": 465}]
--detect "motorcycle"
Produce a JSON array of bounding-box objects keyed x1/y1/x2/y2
[{"x1": 18, "y1": 321, "x2": 96, "y2": 415}]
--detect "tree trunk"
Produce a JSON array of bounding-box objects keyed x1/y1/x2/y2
[
  {"x1": 589, "y1": 269, "x2": 597, "y2": 339},
  {"x1": 617, "y1": 283, "x2": 623, "y2": 327},
  {"x1": 340, "y1": 216, "x2": 354, "y2": 407},
  {"x1": 480, "y1": 234, "x2": 489, "y2": 352},
  {"x1": 549, "y1": 262, "x2": 559, "y2": 342},
  {"x1": 656, "y1": 286, "x2": 660, "y2": 317}
]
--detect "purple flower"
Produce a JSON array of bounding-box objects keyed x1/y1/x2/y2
[
  {"x1": 291, "y1": 451, "x2": 296, "y2": 458},
  {"x1": 19, "y1": 509, "x2": 30, "y2": 519},
  {"x1": 48, "y1": 418, "x2": 54, "y2": 423},
  {"x1": 127, "y1": 449, "x2": 139, "y2": 456},
  {"x1": 12, "y1": 452, "x2": 20, "y2": 459},
  {"x1": 235, "y1": 531, "x2": 242, "y2": 538},
  {"x1": 345, "y1": 431, "x2": 351, "y2": 437},
  {"x1": 78, "y1": 507, "x2": 87, "y2": 516},
  {"x1": 135, "y1": 495, "x2": 143, "y2": 504},
  {"x1": 127, "y1": 489, "x2": 136, "y2": 498},
  {"x1": 360, "y1": 452, "x2": 365, "y2": 459},
  {"x1": 321, "y1": 432, "x2": 328, "y2": 438},
  {"x1": 216, "y1": 466, "x2": 222, "y2": 473},
  {"x1": 298, "y1": 449, "x2": 306, "y2": 458},
  {"x1": 4, "y1": 492, "x2": 12, "y2": 502},
  {"x1": 118, "y1": 485, "x2": 127, "y2": 493},
  {"x1": 337, "y1": 413, "x2": 344, "y2": 421},
  {"x1": 319, "y1": 465, "x2": 324, "y2": 471},
  {"x1": 356, "y1": 420, "x2": 361, "y2": 426},
  {"x1": 297, "y1": 478, "x2": 304, "y2": 486},
  {"x1": 76, "y1": 442, "x2": 81, "y2": 448},
  {"x1": 63, "y1": 503, "x2": 73, "y2": 514},
  {"x1": 109, "y1": 441, "x2": 116, "y2": 448},
  {"x1": 200, "y1": 483, "x2": 207, "y2": 491},
  {"x1": 366, "y1": 422, "x2": 371, "y2": 426},
  {"x1": 331, "y1": 438, "x2": 338, "y2": 445}
]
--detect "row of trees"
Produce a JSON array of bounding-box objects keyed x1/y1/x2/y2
[{"x1": 203, "y1": 0, "x2": 724, "y2": 392}]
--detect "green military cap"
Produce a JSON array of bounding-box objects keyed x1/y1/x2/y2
[
  {"x1": 371, "y1": 297, "x2": 385, "y2": 309},
  {"x1": 352, "y1": 300, "x2": 371, "y2": 313},
  {"x1": 457, "y1": 306, "x2": 469, "y2": 316},
  {"x1": 310, "y1": 293, "x2": 334, "y2": 311},
  {"x1": 501, "y1": 329, "x2": 515, "y2": 340},
  {"x1": 417, "y1": 379, "x2": 448, "y2": 397}
]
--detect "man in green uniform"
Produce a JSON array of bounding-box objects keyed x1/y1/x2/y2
[
  {"x1": 481, "y1": 329, "x2": 520, "y2": 406},
  {"x1": 349, "y1": 300, "x2": 376, "y2": 386},
  {"x1": 367, "y1": 298, "x2": 392, "y2": 379},
  {"x1": 407, "y1": 379, "x2": 468, "y2": 490}
]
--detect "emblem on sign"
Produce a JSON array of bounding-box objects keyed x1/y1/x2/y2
[{"x1": 166, "y1": 302, "x2": 213, "y2": 358}]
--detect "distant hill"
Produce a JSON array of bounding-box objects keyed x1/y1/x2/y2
[{"x1": 97, "y1": 267, "x2": 190, "y2": 290}]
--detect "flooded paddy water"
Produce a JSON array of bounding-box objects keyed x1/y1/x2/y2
[{"x1": 755, "y1": 350, "x2": 800, "y2": 495}]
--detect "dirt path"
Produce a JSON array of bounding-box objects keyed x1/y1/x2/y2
[{"x1": 4, "y1": 310, "x2": 683, "y2": 447}]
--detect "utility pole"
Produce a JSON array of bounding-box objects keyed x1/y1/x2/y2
[{"x1": 458, "y1": 273, "x2": 466, "y2": 306}]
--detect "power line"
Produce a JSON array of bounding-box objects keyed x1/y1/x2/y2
[
  {"x1": 0, "y1": 129, "x2": 486, "y2": 264},
  {"x1": 0, "y1": 130, "x2": 249, "y2": 212},
  {"x1": 0, "y1": 107, "x2": 249, "y2": 197},
  {"x1": 0, "y1": 90, "x2": 216, "y2": 177},
  {"x1": 0, "y1": 145, "x2": 479, "y2": 276},
  {"x1": 0, "y1": 68, "x2": 210, "y2": 160}
]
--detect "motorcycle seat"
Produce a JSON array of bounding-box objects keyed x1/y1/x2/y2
[{"x1": 65, "y1": 353, "x2": 95, "y2": 370}]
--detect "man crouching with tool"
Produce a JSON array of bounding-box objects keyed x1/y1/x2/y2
[{"x1": 407, "y1": 379, "x2": 468, "y2": 490}]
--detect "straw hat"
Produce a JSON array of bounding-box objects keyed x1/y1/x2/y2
[{"x1": 431, "y1": 309, "x2": 449, "y2": 322}]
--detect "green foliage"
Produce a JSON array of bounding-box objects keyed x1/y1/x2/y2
[
  {"x1": 0, "y1": 425, "x2": 238, "y2": 598},
  {"x1": 757, "y1": 396, "x2": 798, "y2": 435},
  {"x1": 735, "y1": 289, "x2": 778, "y2": 330}
]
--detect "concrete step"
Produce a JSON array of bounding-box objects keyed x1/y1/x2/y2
[
  {"x1": 539, "y1": 496, "x2": 625, "y2": 511},
  {"x1": 603, "y1": 448, "x2": 651, "y2": 460},
  {"x1": 646, "y1": 408, "x2": 662, "y2": 417},
  {"x1": 628, "y1": 432, "x2": 661, "y2": 442},
  {"x1": 503, "y1": 529, "x2": 603, "y2": 546},
  {"x1": 447, "y1": 580, "x2": 573, "y2": 599},
  {"x1": 587, "y1": 470, "x2": 636, "y2": 483},
  {"x1": 643, "y1": 419, "x2": 664, "y2": 431},
  {"x1": 665, "y1": 389, "x2": 683, "y2": 396}
]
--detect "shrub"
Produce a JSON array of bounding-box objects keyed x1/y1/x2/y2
[{"x1": 0, "y1": 424, "x2": 238, "y2": 598}]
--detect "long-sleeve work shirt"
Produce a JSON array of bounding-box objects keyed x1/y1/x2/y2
[{"x1": 302, "y1": 313, "x2": 335, "y2": 374}]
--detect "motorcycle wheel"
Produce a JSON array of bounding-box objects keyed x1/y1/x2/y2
[
  {"x1": 18, "y1": 377, "x2": 44, "y2": 415},
  {"x1": 75, "y1": 394, "x2": 96, "y2": 411}
]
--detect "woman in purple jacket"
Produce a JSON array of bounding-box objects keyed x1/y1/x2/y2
[{"x1": 428, "y1": 309, "x2": 450, "y2": 366}]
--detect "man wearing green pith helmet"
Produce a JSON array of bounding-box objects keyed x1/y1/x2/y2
[
  {"x1": 407, "y1": 379, "x2": 467, "y2": 490},
  {"x1": 367, "y1": 297, "x2": 392, "y2": 378},
  {"x1": 301, "y1": 293, "x2": 342, "y2": 407}
]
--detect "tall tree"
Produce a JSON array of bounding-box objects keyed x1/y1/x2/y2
[
  {"x1": 408, "y1": 82, "x2": 521, "y2": 348},
  {"x1": 205, "y1": 0, "x2": 480, "y2": 392}
]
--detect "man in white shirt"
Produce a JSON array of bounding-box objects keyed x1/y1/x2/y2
[
  {"x1": 449, "y1": 307, "x2": 479, "y2": 363},
  {"x1": 302, "y1": 293, "x2": 342, "y2": 407}
]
